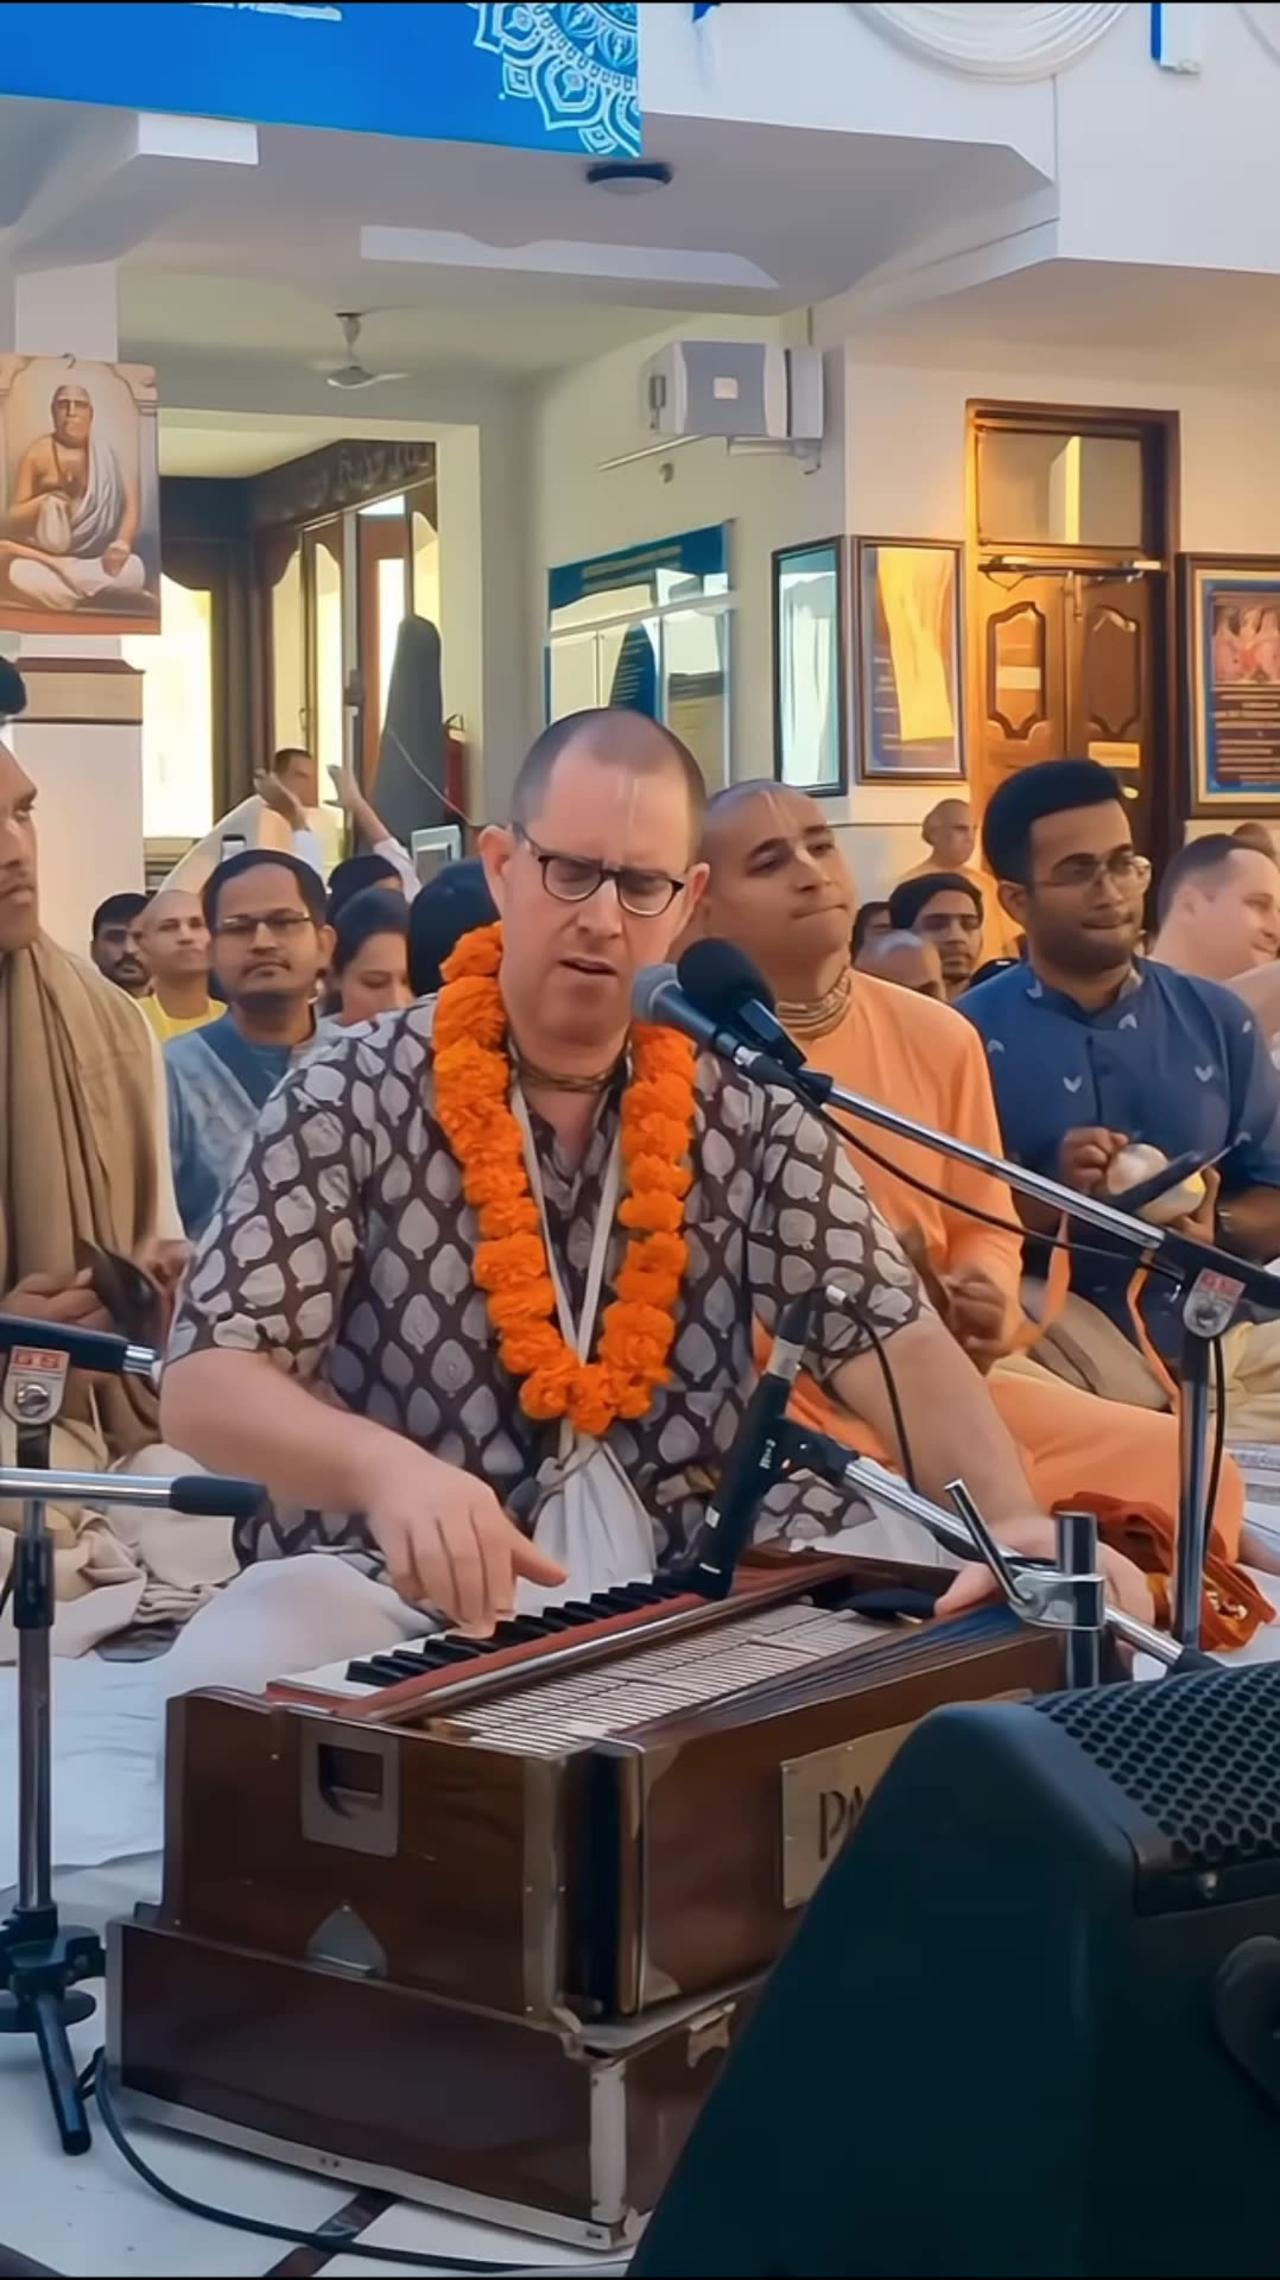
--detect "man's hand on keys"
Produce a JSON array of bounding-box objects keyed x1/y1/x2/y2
[{"x1": 366, "y1": 1443, "x2": 566, "y2": 1635}]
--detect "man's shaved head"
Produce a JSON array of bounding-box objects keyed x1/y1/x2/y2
[
  {"x1": 693, "y1": 779, "x2": 854, "y2": 1000},
  {"x1": 511, "y1": 708, "x2": 706, "y2": 859}
]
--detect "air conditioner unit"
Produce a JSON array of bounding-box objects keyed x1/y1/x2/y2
[{"x1": 642, "y1": 341, "x2": 823, "y2": 445}]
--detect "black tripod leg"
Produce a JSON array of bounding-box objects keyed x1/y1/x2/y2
[{"x1": 30, "y1": 1987, "x2": 91, "y2": 2155}]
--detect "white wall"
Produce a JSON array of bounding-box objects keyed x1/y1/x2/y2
[
  {"x1": 527, "y1": 325, "x2": 845, "y2": 790},
  {"x1": 1055, "y1": 2, "x2": 1280, "y2": 276},
  {"x1": 646, "y1": 2, "x2": 1280, "y2": 290},
  {"x1": 839, "y1": 353, "x2": 1280, "y2": 891},
  {"x1": 640, "y1": 0, "x2": 1055, "y2": 173}
]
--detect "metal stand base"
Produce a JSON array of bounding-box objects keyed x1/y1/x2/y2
[{"x1": 0, "y1": 1904, "x2": 104, "y2": 2153}]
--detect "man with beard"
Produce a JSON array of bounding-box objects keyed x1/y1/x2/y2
[{"x1": 963, "y1": 761, "x2": 1280, "y2": 1363}]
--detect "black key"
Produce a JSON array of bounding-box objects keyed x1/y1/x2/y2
[
  {"x1": 388, "y1": 1638, "x2": 455, "y2": 1670},
  {"x1": 559, "y1": 1600, "x2": 604, "y2": 1622},
  {"x1": 382, "y1": 1648, "x2": 454, "y2": 1677},
  {"x1": 537, "y1": 1607, "x2": 583, "y2": 1631},
  {"x1": 345, "y1": 1653, "x2": 417, "y2": 1686},
  {"x1": 431, "y1": 1637, "x2": 488, "y2": 1662},
  {"x1": 599, "y1": 1585, "x2": 661, "y2": 1611},
  {"x1": 491, "y1": 1617, "x2": 549, "y2": 1645}
]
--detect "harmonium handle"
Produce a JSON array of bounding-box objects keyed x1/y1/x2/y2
[{"x1": 299, "y1": 1725, "x2": 401, "y2": 1858}]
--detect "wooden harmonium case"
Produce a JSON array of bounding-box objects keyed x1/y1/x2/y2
[{"x1": 151, "y1": 1551, "x2": 1065, "y2": 2023}]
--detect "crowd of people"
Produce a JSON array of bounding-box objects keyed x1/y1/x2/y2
[{"x1": 3, "y1": 647, "x2": 1280, "y2": 1687}]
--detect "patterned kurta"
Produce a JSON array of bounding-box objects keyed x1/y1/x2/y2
[{"x1": 168, "y1": 1001, "x2": 926, "y2": 1571}]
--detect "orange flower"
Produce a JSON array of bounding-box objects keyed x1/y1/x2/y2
[{"x1": 433, "y1": 923, "x2": 697, "y2": 1436}]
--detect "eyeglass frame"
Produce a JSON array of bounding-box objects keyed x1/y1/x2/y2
[
  {"x1": 512, "y1": 824, "x2": 689, "y2": 916},
  {"x1": 1022, "y1": 851, "x2": 1153, "y2": 894},
  {"x1": 211, "y1": 909, "x2": 319, "y2": 941}
]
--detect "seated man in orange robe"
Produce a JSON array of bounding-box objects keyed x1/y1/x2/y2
[{"x1": 690, "y1": 781, "x2": 1247, "y2": 1564}]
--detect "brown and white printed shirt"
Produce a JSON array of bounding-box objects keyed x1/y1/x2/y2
[{"x1": 168, "y1": 1001, "x2": 926, "y2": 1571}]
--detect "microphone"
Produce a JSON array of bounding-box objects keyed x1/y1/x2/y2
[
  {"x1": 682, "y1": 1290, "x2": 817, "y2": 1600},
  {"x1": 676, "y1": 939, "x2": 805, "y2": 1073},
  {"x1": 0, "y1": 1313, "x2": 158, "y2": 1384},
  {"x1": 632, "y1": 966, "x2": 826, "y2": 1097}
]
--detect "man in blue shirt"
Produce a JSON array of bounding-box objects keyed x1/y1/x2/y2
[
  {"x1": 960, "y1": 760, "x2": 1280, "y2": 1359},
  {"x1": 166, "y1": 852, "x2": 331, "y2": 1238}
]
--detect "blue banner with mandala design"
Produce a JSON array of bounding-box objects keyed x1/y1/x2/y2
[{"x1": 0, "y1": 3, "x2": 640, "y2": 159}]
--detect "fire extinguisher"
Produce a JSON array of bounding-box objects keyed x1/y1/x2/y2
[{"x1": 443, "y1": 714, "x2": 470, "y2": 838}]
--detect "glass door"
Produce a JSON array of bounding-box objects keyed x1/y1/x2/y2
[{"x1": 357, "y1": 496, "x2": 411, "y2": 783}]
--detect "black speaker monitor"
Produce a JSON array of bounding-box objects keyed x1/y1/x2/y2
[{"x1": 634, "y1": 1666, "x2": 1280, "y2": 2278}]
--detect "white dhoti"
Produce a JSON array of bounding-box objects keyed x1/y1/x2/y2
[
  {"x1": 156, "y1": 1554, "x2": 434, "y2": 1703},
  {"x1": 8, "y1": 551, "x2": 145, "y2": 609}
]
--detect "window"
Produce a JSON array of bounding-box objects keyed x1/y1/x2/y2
[
  {"x1": 124, "y1": 576, "x2": 214, "y2": 841},
  {"x1": 772, "y1": 540, "x2": 844, "y2": 792},
  {"x1": 545, "y1": 525, "x2": 732, "y2": 788},
  {"x1": 977, "y1": 429, "x2": 1145, "y2": 551}
]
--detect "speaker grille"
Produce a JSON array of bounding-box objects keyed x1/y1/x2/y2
[{"x1": 1033, "y1": 1665, "x2": 1280, "y2": 1870}]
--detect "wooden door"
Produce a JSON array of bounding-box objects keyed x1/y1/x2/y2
[
  {"x1": 972, "y1": 567, "x2": 1163, "y2": 858},
  {"x1": 1069, "y1": 571, "x2": 1159, "y2": 854}
]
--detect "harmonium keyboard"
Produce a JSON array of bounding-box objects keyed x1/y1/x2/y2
[{"x1": 110, "y1": 1548, "x2": 1078, "y2": 2248}]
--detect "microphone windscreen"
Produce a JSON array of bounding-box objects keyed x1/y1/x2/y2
[
  {"x1": 678, "y1": 937, "x2": 776, "y2": 1019},
  {"x1": 632, "y1": 962, "x2": 678, "y2": 1023},
  {"x1": 170, "y1": 1474, "x2": 265, "y2": 1521}
]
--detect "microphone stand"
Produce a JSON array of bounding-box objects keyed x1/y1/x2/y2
[
  {"x1": 0, "y1": 1321, "x2": 262, "y2": 2154},
  {"x1": 767, "y1": 1060, "x2": 1278, "y2": 1653}
]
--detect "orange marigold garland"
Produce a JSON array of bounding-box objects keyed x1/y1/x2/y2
[{"x1": 433, "y1": 921, "x2": 697, "y2": 1437}]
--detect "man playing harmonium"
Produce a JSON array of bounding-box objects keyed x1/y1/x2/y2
[{"x1": 159, "y1": 709, "x2": 1147, "y2": 1692}]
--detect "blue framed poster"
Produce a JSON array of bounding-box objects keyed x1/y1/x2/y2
[
  {"x1": 1185, "y1": 556, "x2": 1280, "y2": 810},
  {"x1": 0, "y1": 4, "x2": 641, "y2": 159}
]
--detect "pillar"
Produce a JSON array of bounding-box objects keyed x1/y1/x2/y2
[{"x1": 0, "y1": 262, "x2": 144, "y2": 954}]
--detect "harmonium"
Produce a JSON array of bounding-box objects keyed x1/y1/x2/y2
[{"x1": 110, "y1": 1548, "x2": 1076, "y2": 2248}]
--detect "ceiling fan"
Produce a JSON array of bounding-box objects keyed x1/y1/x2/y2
[{"x1": 313, "y1": 311, "x2": 409, "y2": 391}]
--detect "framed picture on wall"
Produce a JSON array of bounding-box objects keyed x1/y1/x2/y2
[
  {"x1": 0, "y1": 354, "x2": 160, "y2": 637},
  {"x1": 771, "y1": 538, "x2": 846, "y2": 795},
  {"x1": 855, "y1": 538, "x2": 965, "y2": 783},
  {"x1": 1182, "y1": 555, "x2": 1280, "y2": 812}
]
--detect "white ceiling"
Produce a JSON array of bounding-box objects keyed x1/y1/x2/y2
[
  {"x1": 124, "y1": 269, "x2": 680, "y2": 377},
  {"x1": 0, "y1": 94, "x2": 1045, "y2": 379},
  {"x1": 846, "y1": 257, "x2": 1280, "y2": 379}
]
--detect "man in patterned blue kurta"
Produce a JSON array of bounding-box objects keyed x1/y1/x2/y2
[
  {"x1": 961, "y1": 760, "x2": 1280, "y2": 1361},
  {"x1": 165, "y1": 852, "x2": 329, "y2": 1238}
]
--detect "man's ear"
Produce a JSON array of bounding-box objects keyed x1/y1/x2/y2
[
  {"x1": 479, "y1": 822, "x2": 514, "y2": 914},
  {"x1": 997, "y1": 879, "x2": 1029, "y2": 930},
  {"x1": 669, "y1": 866, "x2": 711, "y2": 960}
]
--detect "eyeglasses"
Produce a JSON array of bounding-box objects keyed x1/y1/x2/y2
[
  {"x1": 1031, "y1": 852, "x2": 1152, "y2": 893},
  {"x1": 514, "y1": 826, "x2": 686, "y2": 918},
  {"x1": 213, "y1": 910, "x2": 315, "y2": 941}
]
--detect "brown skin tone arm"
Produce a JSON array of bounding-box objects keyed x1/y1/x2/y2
[
  {"x1": 1216, "y1": 1186, "x2": 1280, "y2": 1262},
  {"x1": 1012, "y1": 1126, "x2": 1128, "y2": 1237},
  {"x1": 826, "y1": 1317, "x2": 1152, "y2": 1620},
  {"x1": 3, "y1": 441, "x2": 59, "y2": 537}
]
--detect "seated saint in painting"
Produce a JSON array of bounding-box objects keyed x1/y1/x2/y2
[{"x1": 0, "y1": 382, "x2": 145, "y2": 612}]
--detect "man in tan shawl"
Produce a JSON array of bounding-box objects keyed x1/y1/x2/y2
[{"x1": 0, "y1": 660, "x2": 234, "y2": 1646}]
